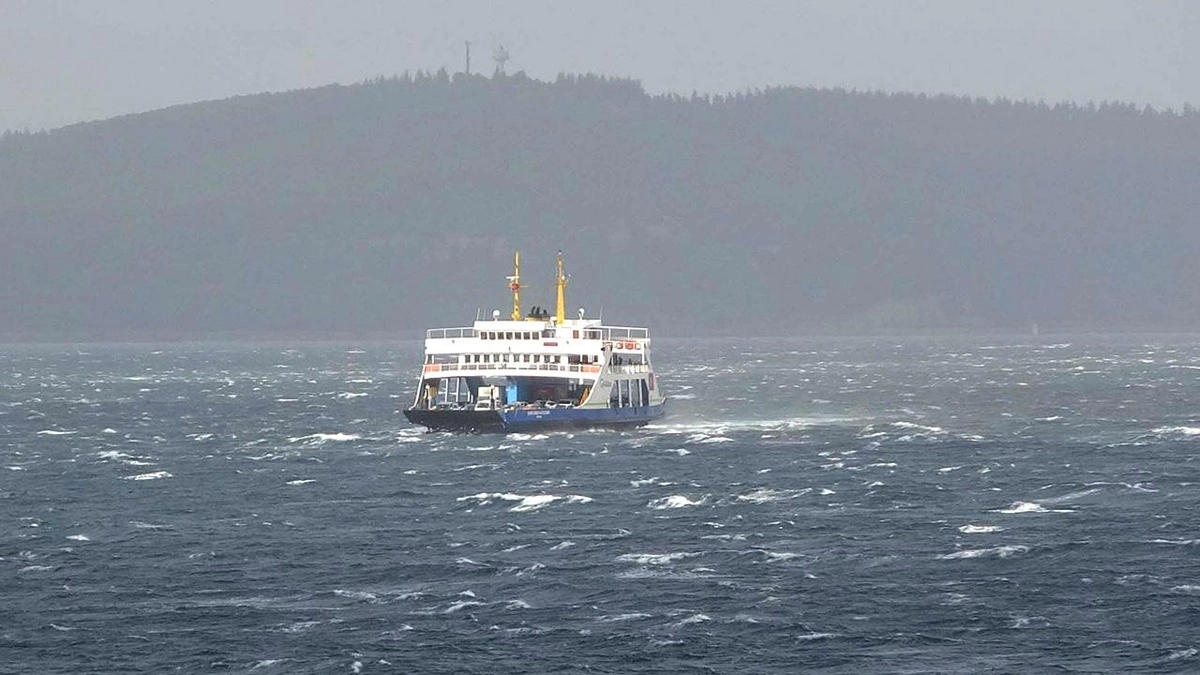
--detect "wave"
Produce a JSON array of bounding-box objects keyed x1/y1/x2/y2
[
  {"x1": 648, "y1": 415, "x2": 857, "y2": 435},
  {"x1": 288, "y1": 432, "x2": 361, "y2": 444},
  {"x1": 333, "y1": 589, "x2": 380, "y2": 603},
  {"x1": 647, "y1": 495, "x2": 705, "y2": 509},
  {"x1": 795, "y1": 632, "x2": 841, "y2": 641},
  {"x1": 735, "y1": 488, "x2": 806, "y2": 504},
  {"x1": 617, "y1": 552, "x2": 698, "y2": 565},
  {"x1": 597, "y1": 612, "x2": 653, "y2": 622},
  {"x1": 1150, "y1": 425, "x2": 1200, "y2": 438},
  {"x1": 123, "y1": 470, "x2": 172, "y2": 481},
  {"x1": 959, "y1": 524, "x2": 1004, "y2": 534},
  {"x1": 671, "y1": 613, "x2": 712, "y2": 627},
  {"x1": 96, "y1": 450, "x2": 156, "y2": 466},
  {"x1": 456, "y1": 492, "x2": 593, "y2": 512},
  {"x1": 938, "y1": 545, "x2": 1029, "y2": 560},
  {"x1": 993, "y1": 501, "x2": 1075, "y2": 514}
]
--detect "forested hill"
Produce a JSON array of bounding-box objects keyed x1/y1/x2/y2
[{"x1": 2, "y1": 71, "x2": 1198, "y2": 339}]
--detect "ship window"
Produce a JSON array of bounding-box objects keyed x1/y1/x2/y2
[
  {"x1": 573, "y1": 330, "x2": 579, "y2": 339},
  {"x1": 523, "y1": 354, "x2": 530, "y2": 362}
]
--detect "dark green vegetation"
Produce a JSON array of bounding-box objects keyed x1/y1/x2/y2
[{"x1": 2, "y1": 71, "x2": 1198, "y2": 339}]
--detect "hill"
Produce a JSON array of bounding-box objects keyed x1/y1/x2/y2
[{"x1": 2, "y1": 71, "x2": 1198, "y2": 339}]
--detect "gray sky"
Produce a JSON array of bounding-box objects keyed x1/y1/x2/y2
[{"x1": 2, "y1": 0, "x2": 1197, "y2": 132}]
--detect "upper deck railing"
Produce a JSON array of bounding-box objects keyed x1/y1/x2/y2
[
  {"x1": 426, "y1": 325, "x2": 649, "y2": 341},
  {"x1": 426, "y1": 327, "x2": 476, "y2": 339}
]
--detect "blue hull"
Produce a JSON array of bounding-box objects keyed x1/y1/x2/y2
[{"x1": 405, "y1": 404, "x2": 665, "y2": 433}]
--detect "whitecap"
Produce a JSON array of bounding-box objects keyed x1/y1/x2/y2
[
  {"x1": 124, "y1": 470, "x2": 172, "y2": 481},
  {"x1": 647, "y1": 495, "x2": 705, "y2": 509},
  {"x1": 1171, "y1": 585, "x2": 1200, "y2": 595},
  {"x1": 36, "y1": 429, "x2": 75, "y2": 436},
  {"x1": 66, "y1": 534, "x2": 90, "y2": 542},
  {"x1": 597, "y1": 613, "x2": 652, "y2": 622},
  {"x1": 96, "y1": 450, "x2": 155, "y2": 466},
  {"x1": 1152, "y1": 425, "x2": 1200, "y2": 437},
  {"x1": 795, "y1": 632, "x2": 841, "y2": 641},
  {"x1": 994, "y1": 501, "x2": 1074, "y2": 514},
  {"x1": 550, "y1": 541, "x2": 575, "y2": 551},
  {"x1": 959, "y1": 525, "x2": 1004, "y2": 534},
  {"x1": 1168, "y1": 648, "x2": 1198, "y2": 660},
  {"x1": 616, "y1": 552, "x2": 698, "y2": 565},
  {"x1": 891, "y1": 421, "x2": 944, "y2": 433},
  {"x1": 333, "y1": 589, "x2": 379, "y2": 603},
  {"x1": 443, "y1": 600, "x2": 484, "y2": 613},
  {"x1": 735, "y1": 488, "x2": 804, "y2": 504},
  {"x1": 286, "y1": 479, "x2": 316, "y2": 486},
  {"x1": 505, "y1": 599, "x2": 532, "y2": 610},
  {"x1": 288, "y1": 432, "x2": 361, "y2": 444},
  {"x1": 456, "y1": 492, "x2": 592, "y2": 512},
  {"x1": 336, "y1": 392, "x2": 368, "y2": 399},
  {"x1": 1041, "y1": 487, "x2": 1103, "y2": 504},
  {"x1": 130, "y1": 520, "x2": 168, "y2": 530},
  {"x1": 671, "y1": 613, "x2": 711, "y2": 627},
  {"x1": 938, "y1": 545, "x2": 1029, "y2": 560}
]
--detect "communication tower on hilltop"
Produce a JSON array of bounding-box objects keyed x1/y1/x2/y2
[{"x1": 493, "y1": 45, "x2": 510, "y2": 74}]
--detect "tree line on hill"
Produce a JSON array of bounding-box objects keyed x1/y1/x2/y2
[{"x1": 2, "y1": 70, "x2": 1198, "y2": 339}]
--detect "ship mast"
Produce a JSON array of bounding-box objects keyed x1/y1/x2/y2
[
  {"x1": 555, "y1": 250, "x2": 568, "y2": 323},
  {"x1": 508, "y1": 251, "x2": 522, "y2": 320}
]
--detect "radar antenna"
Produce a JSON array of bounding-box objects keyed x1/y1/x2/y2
[{"x1": 493, "y1": 45, "x2": 510, "y2": 75}]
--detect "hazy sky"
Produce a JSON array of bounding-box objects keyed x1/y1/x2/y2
[{"x1": 2, "y1": 0, "x2": 1197, "y2": 132}]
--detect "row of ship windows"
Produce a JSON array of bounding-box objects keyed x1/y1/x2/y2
[
  {"x1": 426, "y1": 354, "x2": 603, "y2": 365},
  {"x1": 478, "y1": 329, "x2": 604, "y2": 341}
]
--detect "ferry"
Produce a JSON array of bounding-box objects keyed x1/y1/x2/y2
[{"x1": 403, "y1": 251, "x2": 666, "y2": 432}]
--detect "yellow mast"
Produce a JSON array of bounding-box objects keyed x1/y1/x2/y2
[
  {"x1": 507, "y1": 251, "x2": 522, "y2": 320},
  {"x1": 555, "y1": 250, "x2": 568, "y2": 323}
]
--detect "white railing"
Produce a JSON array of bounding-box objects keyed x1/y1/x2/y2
[
  {"x1": 601, "y1": 325, "x2": 649, "y2": 340},
  {"x1": 426, "y1": 327, "x2": 476, "y2": 339},
  {"x1": 424, "y1": 363, "x2": 603, "y2": 375}
]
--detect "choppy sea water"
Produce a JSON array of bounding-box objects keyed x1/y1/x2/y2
[{"x1": 3, "y1": 337, "x2": 1199, "y2": 674}]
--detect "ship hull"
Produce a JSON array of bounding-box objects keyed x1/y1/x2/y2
[{"x1": 404, "y1": 403, "x2": 666, "y2": 433}]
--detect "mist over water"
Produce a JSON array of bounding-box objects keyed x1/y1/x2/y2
[{"x1": 4, "y1": 337, "x2": 1199, "y2": 673}]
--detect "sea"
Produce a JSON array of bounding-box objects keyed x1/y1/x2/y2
[{"x1": 3, "y1": 336, "x2": 1199, "y2": 674}]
